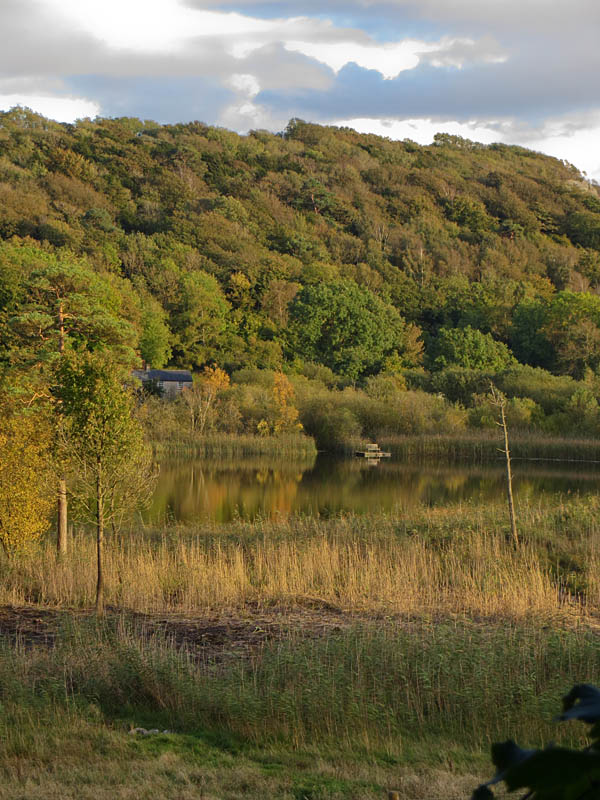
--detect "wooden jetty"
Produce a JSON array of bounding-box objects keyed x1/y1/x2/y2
[{"x1": 355, "y1": 443, "x2": 391, "y2": 459}]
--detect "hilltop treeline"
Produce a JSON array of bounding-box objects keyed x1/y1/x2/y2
[{"x1": 4, "y1": 107, "x2": 600, "y2": 442}]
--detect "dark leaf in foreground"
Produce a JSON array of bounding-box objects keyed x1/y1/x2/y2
[
  {"x1": 471, "y1": 785, "x2": 495, "y2": 800},
  {"x1": 503, "y1": 747, "x2": 600, "y2": 798},
  {"x1": 558, "y1": 685, "x2": 600, "y2": 724},
  {"x1": 489, "y1": 740, "x2": 538, "y2": 784}
]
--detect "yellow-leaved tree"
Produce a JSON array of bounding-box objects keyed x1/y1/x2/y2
[
  {"x1": 182, "y1": 365, "x2": 230, "y2": 434},
  {"x1": 0, "y1": 409, "x2": 53, "y2": 556},
  {"x1": 272, "y1": 372, "x2": 303, "y2": 434}
]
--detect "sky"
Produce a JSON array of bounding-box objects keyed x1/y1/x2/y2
[{"x1": 1, "y1": 0, "x2": 599, "y2": 179}]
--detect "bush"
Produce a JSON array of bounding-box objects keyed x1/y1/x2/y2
[
  {"x1": 300, "y1": 400, "x2": 362, "y2": 451},
  {"x1": 496, "y1": 364, "x2": 578, "y2": 415},
  {"x1": 431, "y1": 366, "x2": 494, "y2": 405}
]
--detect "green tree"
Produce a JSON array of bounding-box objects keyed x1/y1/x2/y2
[
  {"x1": 429, "y1": 326, "x2": 515, "y2": 372},
  {"x1": 139, "y1": 303, "x2": 171, "y2": 368},
  {"x1": 10, "y1": 254, "x2": 137, "y2": 368},
  {"x1": 445, "y1": 196, "x2": 493, "y2": 240},
  {"x1": 510, "y1": 298, "x2": 554, "y2": 370},
  {"x1": 170, "y1": 271, "x2": 231, "y2": 368},
  {"x1": 261, "y1": 279, "x2": 301, "y2": 327},
  {"x1": 56, "y1": 352, "x2": 152, "y2": 614},
  {"x1": 5, "y1": 245, "x2": 138, "y2": 553},
  {"x1": 287, "y1": 281, "x2": 422, "y2": 380},
  {"x1": 565, "y1": 210, "x2": 600, "y2": 249},
  {"x1": 542, "y1": 291, "x2": 600, "y2": 378}
]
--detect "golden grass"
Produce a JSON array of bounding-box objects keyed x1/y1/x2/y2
[
  {"x1": 3, "y1": 501, "x2": 600, "y2": 798},
  {"x1": 4, "y1": 501, "x2": 600, "y2": 618}
]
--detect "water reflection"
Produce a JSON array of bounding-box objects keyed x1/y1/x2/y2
[{"x1": 145, "y1": 454, "x2": 600, "y2": 524}]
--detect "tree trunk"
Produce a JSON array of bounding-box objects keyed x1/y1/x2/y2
[
  {"x1": 95, "y1": 466, "x2": 105, "y2": 615},
  {"x1": 500, "y1": 403, "x2": 519, "y2": 548},
  {"x1": 57, "y1": 302, "x2": 68, "y2": 554},
  {"x1": 57, "y1": 479, "x2": 68, "y2": 555}
]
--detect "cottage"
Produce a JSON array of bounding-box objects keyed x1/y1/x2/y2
[{"x1": 132, "y1": 368, "x2": 193, "y2": 398}]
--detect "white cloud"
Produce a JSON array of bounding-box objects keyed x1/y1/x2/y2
[
  {"x1": 218, "y1": 97, "x2": 286, "y2": 132},
  {"x1": 0, "y1": 94, "x2": 100, "y2": 122},
  {"x1": 36, "y1": 0, "x2": 282, "y2": 53},
  {"x1": 284, "y1": 35, "x2": 506, "y2": 79},
  {"x1": 31, "y1": 0, "x2": 505, "y2": 81},
  {"x1": 425, "y1": 36, "x2": 507, "y2": 68},
  {"x1": 226, "y1": 73, "x2": 261, "y2": 97},
  {"x1": 284, "y1": 39, "x2": 432, "y2": 79},
  {"x1": 334, "y1": 116, "x2": 501, "y2": 143}
]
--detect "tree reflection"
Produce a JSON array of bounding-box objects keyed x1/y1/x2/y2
[{"x1": 145, "y1": 455, "x2": 600, "y2": 524}]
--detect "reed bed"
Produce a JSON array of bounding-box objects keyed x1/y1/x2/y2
[
  {"x1": 1, "y1": 617, "x2": 599, "y2": 757},
  {"x1": 379, "y1": 432, "x2": 600, "y2": 464},
  {"x1": 3, "y1": 501, "x2": 600, "y2": 797},
  {"x1": 152, "y1": 432, "x2": 317, "y2": 458},
  {"x1": 4, "y1": 500, "x2": 600, "y2": 617}
]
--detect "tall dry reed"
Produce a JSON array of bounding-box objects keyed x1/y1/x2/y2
[
  {"x1": 152, "y1": 432, "x2": 317, "y2": 458},
  {"x1": 380, "y1": 433, "x2": 600, "y2": 464},
  {"x1": 4, "y1": 502, "x2": 598, "y2": 617}
]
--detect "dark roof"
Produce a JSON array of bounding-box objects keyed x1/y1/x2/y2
[{"x1": 133, "y1": 369, "x2": 193, "y2": 382}]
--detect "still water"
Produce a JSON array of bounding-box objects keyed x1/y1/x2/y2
[{"x1": 145, "y1": 454, "x2": 600, "y2": 524}]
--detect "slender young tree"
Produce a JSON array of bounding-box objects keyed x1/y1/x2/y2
[
  {"x1": 56, "y1": 351, "x2": 153, "y2": 614},
  {"x1": 272, "y1": 372, "x2": 302, "y2": 434},
  {"x1": 181, "y1": 365, "x2": 230, "y2": 434},
  {"x1": 8, "y1": 252, "x2": 137, "y2": 554},
  {"x1": 490, "y1": 384, "x2": 519, "y2": 548}
]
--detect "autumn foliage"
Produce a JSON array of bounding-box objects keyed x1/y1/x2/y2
[{"x1": 0, "y1": 409, "x2": 53, "y2": 556}]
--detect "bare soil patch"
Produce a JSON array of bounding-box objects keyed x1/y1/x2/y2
[{"x1": 0, "y1": 601, "x2": 372, "y2": 658}]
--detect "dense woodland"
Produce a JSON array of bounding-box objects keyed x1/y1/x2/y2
[{"x1": 4, "y1": 105, "x2": 600, "y2": 468}]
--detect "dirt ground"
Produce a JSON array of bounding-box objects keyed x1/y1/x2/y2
[
  {"x1": 2, "y1": 602, "x2": 592, "y2": 663},
  {"x1": 0, "y1": 601, "x2": 379, "y2": 659}
]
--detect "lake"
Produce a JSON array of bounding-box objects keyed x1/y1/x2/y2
[{"x1": 145, "y1": 453, "x2": 600, "y2": 523}]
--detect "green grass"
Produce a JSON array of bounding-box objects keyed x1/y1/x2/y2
[{"x1": 0, "y1": 616, "x2": 598, "y2": 798}]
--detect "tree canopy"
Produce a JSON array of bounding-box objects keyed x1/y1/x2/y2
[
  {"x1": 287, "y1": 281, "x2": 422, "y2": 379},
  {"x1": 1, "y1": 109, "x2": 600, "y2": 384}
]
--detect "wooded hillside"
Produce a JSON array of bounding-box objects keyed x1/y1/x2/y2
[{"x1": 2, "y1": 107, "x2": 600, "y2": 381}]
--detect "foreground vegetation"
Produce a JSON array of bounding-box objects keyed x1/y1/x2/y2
[
  {"x1": 1, "y1": 497, "x2": 600, "y2": 797},
  {"x1": 1, "y1": 613, "x2": 599, "y2": 799}
]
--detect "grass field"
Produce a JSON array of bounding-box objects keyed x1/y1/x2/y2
[
  {"x1": 0, "y1": 613, "x2": 598, "y2": 799},
  {"x1": 2, "y1": 498, "x2": 600, "y2": 798}
]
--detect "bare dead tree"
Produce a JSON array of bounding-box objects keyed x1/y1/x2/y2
[{"x1": 489, "y1": 384, "x2": 519, "y2": 548}]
